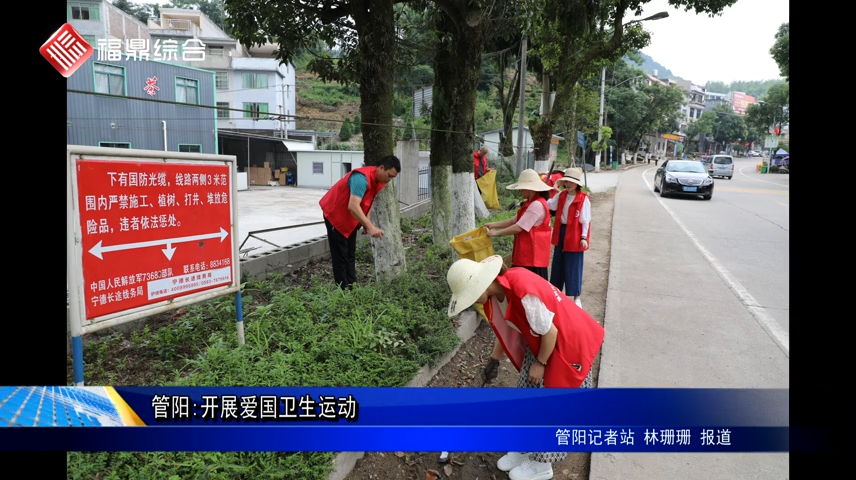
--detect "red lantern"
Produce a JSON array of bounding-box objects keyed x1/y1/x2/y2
[{"x1": 774, "y1": 125, "x2": 780, "y2": 136}]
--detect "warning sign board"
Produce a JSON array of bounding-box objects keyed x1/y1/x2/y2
[{"x1": 67, "y1": 146, "x2": 240, "y2": 334}]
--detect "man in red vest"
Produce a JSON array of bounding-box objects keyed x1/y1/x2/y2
[
  {"x1": 473, "y1": 146, "x2": 491, "y2": 180},
  {"x1": 319, "y1": 155, "x2": 401, "y2": 289}
]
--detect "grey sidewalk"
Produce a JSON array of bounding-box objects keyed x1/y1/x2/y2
[{"x1": 589, "y1": 167, "x2": 789, "y2": 479}]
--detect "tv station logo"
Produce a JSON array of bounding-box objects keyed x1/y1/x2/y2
[{"x1": 40, "y1": 23, "x2": 94, "y2": 78}]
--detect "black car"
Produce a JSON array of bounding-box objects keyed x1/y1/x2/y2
[{"x1": 654, "y1": 160, "x2": 714, "y2": 200}]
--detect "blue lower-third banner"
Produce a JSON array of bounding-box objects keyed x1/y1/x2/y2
[{"x1": 0, "y1": 386, "x2": 794, "y2": 452}]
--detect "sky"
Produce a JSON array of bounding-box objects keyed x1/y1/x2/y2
[
  {"x1": 635, "y1": 0, "x2": 788, "y2": 85},
  {"x1": 134, "y1": 0, "x2": 787, "y2": 85}
]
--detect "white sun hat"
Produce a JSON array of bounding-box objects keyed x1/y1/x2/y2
[
  {"x1": 506, "y1": 168, "x2": 557, "y2": 192},
  {"x1": 446, "y1": 254, "x2": 505, "y2": 317},
  {"x1": 555, "y1": 167, "x2": 584, "y2": 187}
]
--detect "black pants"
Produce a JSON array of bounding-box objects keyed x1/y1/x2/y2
[
  {"x1": 325, "y1": 217, "x2": 360, "y2": 290},
  {"x1": 513, "y1": 264, "x2": 549, "y2": 281}
]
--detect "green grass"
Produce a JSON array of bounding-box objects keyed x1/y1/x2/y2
[{"x1": 66, "y1": 212, "x2": 459, "y2": 479}]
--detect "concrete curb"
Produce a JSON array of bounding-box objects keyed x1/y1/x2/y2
[{"x1": 327, "y1": 310, "x2": 481, "y2": 480}]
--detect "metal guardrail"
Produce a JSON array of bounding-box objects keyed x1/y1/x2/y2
[{"x1": 239, "y1": 221, "x2": 326, "y2": 256}]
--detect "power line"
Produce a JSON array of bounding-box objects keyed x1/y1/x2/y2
[{"x1": 67, "y1": 89, "x2": 472, "y2": 137}]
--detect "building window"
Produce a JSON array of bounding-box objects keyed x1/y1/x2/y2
[
  {"x1": 82, "y1": 35, "x2": 96, "y2": 46},
  {"x1": 176, "y1": 76, "x2": 199, "y2": 104},
  {"x1": 243, "y1": 102, "x2": 269, "y2": 119},
  {"x1": 68, "y1": 3, "x2": 100, "y2": 20},
  {"x1": 209, "y1": 46, "x2": 224, "y2": 56},
  {"x1": 312, "y1": 162, "x2": 324, "y2": 174},
  {"x1": 178, "y1": 144, "x2": 202, "y2": 153},
  {"x1": 94, "y1": 63, "x2": 126, "y2": 96},
  {"x1": 217, "y1": 102, "x2": 230, "y2": 118},
  {"x1": 242, "y1": 72, "x2": 268, "y2": 89},
  {"x1": 99, "y1": 142, "x2": 130, "y2": 148},
  {"x1": 215, "y1": 71, "x2": 229, "y2": 89}
]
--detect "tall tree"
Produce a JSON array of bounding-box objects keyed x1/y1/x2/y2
[
  {"x1": 710, "y1": 103, "x2": 747, "y2": 151},
  {"x1": 225, "y1": 0, "x2": 407, "y2": 280},
  {"x1": 770, "y1": 22, "x2": 789, "y2": 82},
  {"x1": 527, "y1": 0, "x2": 738, "y2": 168},
  {"x1": 745, "y1": 83, "x2": 789, "y2": 138},
  {"x1": 426, "y1": 0, "x2": 522, "y2": 245}
]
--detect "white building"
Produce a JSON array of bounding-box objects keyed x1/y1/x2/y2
[
  {"x1": 67, "y1": 0, "x2": 151, "y2": 48},
  {"x1": 294, "y1": 151, "x2": 366, "y2": 189},
  {"x1": 478, "y1": 126, "x2": 563, "y2": 171}
]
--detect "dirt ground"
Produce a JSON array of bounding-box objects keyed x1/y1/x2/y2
[{"x1": 344, "y1": 188, "x2": 616, "y2": 480}]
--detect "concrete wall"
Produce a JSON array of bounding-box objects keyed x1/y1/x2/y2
[
  {"x1": 396, "y1": 140, "x2": 420, "y2": 207},
  {"x1": 67, "y1": 198, "x2": 433, "y2": 353}
]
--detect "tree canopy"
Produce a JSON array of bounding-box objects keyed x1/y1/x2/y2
[{"x1": 770, "y1": 22, "x2": 789, "y2": 82}]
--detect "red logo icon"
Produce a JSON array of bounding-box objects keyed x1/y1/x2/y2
[{"x1": 40, "y1": 23, "x2": 94, "y2": 78}]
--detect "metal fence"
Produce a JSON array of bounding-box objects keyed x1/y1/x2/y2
[{"x1": 418, "y1": 165, "x2": 431, "y2": 200}]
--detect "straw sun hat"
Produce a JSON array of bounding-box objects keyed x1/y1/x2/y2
[
  {"x1": 555, "y1": 167, "x2": 584, "y2": 188},
  {"x1": 506, "y1": 168, "x2": 557, "y2": 192},
  {"x1": 446, "y1": 254, "x2": 505, "y2": 317}
]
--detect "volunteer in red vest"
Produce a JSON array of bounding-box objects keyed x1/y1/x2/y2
[
  {"x1": 473, "y1": 145, "x2": 491, "y2": 180},
  {"x1": 446, "y1": 255, "x2": 604, "y2": 480},
  {"x1": 319, "y1": 155, "x2": 400, "y2": 290},
  {"x1": 547, "y1": 167, "x2": 591, "y2": 309},
  {"x1": 484, "y1": 168, "x2": 555, "y2": 280},
  {"x1": 482, "y1": 169, "x2": 555, "y2": 387},
  {"x1": 544, "y1": 169, "x2": 565, "y2": 199}
]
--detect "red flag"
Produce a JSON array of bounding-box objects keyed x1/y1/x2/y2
[{"x1": 774, "y1": 125, "x2": 780, "y2": 136}]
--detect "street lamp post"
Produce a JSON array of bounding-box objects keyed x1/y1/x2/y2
[{"x1": 595, "y1": 11, "x2": 669, "y2": 172}]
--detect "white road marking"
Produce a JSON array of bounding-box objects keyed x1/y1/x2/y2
[
  {"x1": 738, "y1": 165, "x2": 789, "y2": 188},
  {"x1": 642, "y1": 168, "x2": 789, "y2": 358}
]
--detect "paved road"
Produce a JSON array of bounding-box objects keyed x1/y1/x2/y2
[{"x1": 590, "y1": 159, "x2": 789, "y2": 479}]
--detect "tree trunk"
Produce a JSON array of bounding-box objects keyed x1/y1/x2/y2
[
  {"x1": 354, "y1": 0, "x2": 405, "y2": 280},
  {"x1": 430, "y1": 3, "x2": 489, "y2": 244}
]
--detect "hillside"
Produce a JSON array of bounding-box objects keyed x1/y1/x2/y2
[{"x1": 626, "y1": 52, "x2": 685, "y2": 81}]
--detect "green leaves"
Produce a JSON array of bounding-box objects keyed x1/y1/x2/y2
[{"x1": 769, "y1": 23, "x2": 788, "y2": 82}]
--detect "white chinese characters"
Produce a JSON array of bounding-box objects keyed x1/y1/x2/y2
[{"x1": 97, "y1": 38, "x2": 207, "y2": 62}]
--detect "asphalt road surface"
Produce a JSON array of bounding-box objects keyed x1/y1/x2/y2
[
  {"x1": 591, "y1": 158, "x2": 788, "y2": 479},
  {"x1": 643, "y1": 157, "x2": 790, "y2": 339}
]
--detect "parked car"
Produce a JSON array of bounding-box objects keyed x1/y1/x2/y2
[
  {"x1": 747, "y1": 150, "x2": 761, "y2": 157},
  {"x1": 654, "y1": 160, "x2": 714, "y2": 200},
  {"x1": 707, "y1": 154, "x2": 734, "y2": 179}
]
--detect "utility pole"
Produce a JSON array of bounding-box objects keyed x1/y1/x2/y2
[
  {"x1": 595, "y1": 66, "x2": 606, "y2": 173},
  {"x1": 516, "y1": 35, "x2": 528, "y2": 175}
]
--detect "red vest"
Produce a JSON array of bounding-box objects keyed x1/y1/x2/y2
[
  {"x1": 551, "y1": 190, "x2": 590, "y2": 252},
  {"x1": 546, "y1": 172, "x2": 564, "y2": 199},
  {"x1": 319, "y1": 166, "x2": 386, "y2": 237},
  {"x1": 473, "y1": 151, "x2": 488, "y2": 178},
  {"x1": 512, "y1": 197, "x2": 552, "y2": 268},
  {"x1": 497, "y1": 268, "x2": 605, "y2": 388}
]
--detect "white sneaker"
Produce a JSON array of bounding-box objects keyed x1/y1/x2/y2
[
  {"x1": 509, "y1": 459, "x2": 554, "y2": 480},
  {"x1": 497, "y1": 452, "x2": 529, "y2": 471},
  {"x1": 574, "y1": 298, "x2": 581, "y2": 309}
]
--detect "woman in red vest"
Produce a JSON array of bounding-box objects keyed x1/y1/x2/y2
[
  {"x1": 484, "y1": 169, "x2": 555, "y2": 280},
  {"x1": 446, "y1": 255, "x2": 604, "y2": 480},
  {"x1": 481, "y1": 169, "x2": 555, "y2": 392},
  {"x1": 546, "y1": 168, "x2": 591, "y2": 309}
]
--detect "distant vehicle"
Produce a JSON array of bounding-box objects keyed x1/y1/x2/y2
[
  {"x1": 747, "y1": 150, "x2": 761, "y2": 157},
  {"x1": 707, "y1": 155, "x2": 734, "y2": 179},
  {"x1": 654, "y1": 160, "x2": 714, "y2": 200}
]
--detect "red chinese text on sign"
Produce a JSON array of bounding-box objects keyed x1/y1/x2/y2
[{"x1": 75, "y1": 159, "x2": 234, "y2": 320}]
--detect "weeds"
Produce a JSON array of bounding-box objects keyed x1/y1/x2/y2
[{"x1": 67, "y1": 211, "x2": 459, "y2": 479}]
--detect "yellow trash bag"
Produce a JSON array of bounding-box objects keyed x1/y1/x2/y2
[
  {"x1": 449, "y1": 226, "x2": 495, "y2": 322},
  {"x1": 476, "y1": 169, "x2": 500, "y2": 210}
]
